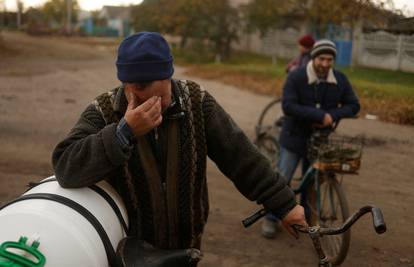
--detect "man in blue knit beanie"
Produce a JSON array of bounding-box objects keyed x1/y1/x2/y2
[{"x1": 52, "y1": 32, "x2": 307, "y2": 265}]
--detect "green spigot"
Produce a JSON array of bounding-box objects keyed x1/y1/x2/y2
[{"x1": 0, "y1": 236, "x2": 46, "y2": 267}]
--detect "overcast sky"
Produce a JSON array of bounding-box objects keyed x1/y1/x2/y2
[
  {"x1": 391, "y1": 0, "x2": 414, "y2": 15},
  {"x1": 3, "y1": 0, "x2": 142, "y2": 11},
  {"x1": 3, "y1": 0, "x2": 414, "y2": 15}
]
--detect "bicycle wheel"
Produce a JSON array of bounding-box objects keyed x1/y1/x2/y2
[
  {"x1": 255, "y1": 135, "x2": 279, "y2": 170},
  {"x1": 254, "y1": 98, "x2": 282, "y2": 138},
  {"x1": 307, "y1": 175, "x2": 350, "y2": 266},
  {"x1": 256, "y1": 98, "x2": 281, "y2": 128}
]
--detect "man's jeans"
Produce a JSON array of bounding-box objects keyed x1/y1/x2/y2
[{"x1": 266, "y1": 146, "x2": 310, "y2": 221}]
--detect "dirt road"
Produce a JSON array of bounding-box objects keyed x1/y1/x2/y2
[{"x1": 1, "y1": 32, "x2": 413, "y2": 267}]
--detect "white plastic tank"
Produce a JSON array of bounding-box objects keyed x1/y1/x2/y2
[{"x1": 0, "y1": 176, "x2": 128, "y2": 267}]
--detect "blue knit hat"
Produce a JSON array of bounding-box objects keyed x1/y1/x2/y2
[{"x1": 116, "y1": 32, "x2": 174, "y2": 82}]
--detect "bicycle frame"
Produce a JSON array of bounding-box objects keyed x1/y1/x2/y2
[
  {"x1": 290, "y1": 160, "x2": 328, "y2": 225},
  {"x1": 291, "y1": 165, "x2": 318, "y2": 195}
]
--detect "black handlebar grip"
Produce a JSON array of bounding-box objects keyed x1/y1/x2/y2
[
  {"x1": 242, "y1": 209, "x2": 267, "y2": 228},
  {"x1": 372, "y1": 207, "x2": 387, "y2": 234}
]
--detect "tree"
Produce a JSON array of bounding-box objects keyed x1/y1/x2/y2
[
  {"x1": 242, "y1": 0, "x2": 301, "y2": 36},
  {"x1": 26, "y1": 7, "x2": 46, "y2": 25},
  {"x1": 242, "y1": 0, "x2": 397, "y2": 37},
  {"x1": 202, "y1": 0, "x2": 240, "y2": 60},
  {"x1": 131, "y1": 0, "x2": 240, "y2": 60},
  {"x1": 308, "y1": 0, "x2": 397, "y2": 34},
  {"x1": 42, "y1": 0, "x2": 79, "y2": 28},
  {"x1": 130, "y1": 0, "x2": 169, "y2": 33}
]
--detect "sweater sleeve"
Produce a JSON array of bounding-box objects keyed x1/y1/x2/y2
[
  {"x1": 328, "y1": 73, "x2": 361, "y2": 122},
  {"x1": 52, "y1": 104, "x2": 132, "y2": 188},
  {"x1": 282, "y1": 72, "x2": 326, "y2": 123},
  {"x1": 203, "y1": 92, "x2": 296, "y2": 215}
]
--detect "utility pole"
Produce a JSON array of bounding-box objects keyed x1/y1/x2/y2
[
  {"x1": 1, "y1": 0, "x2": 5, "y2": 29},
  {"x1": 66, "y1": 0, "x2": 72, "y2": 34},
  {"x1": 16, "y1": 0, "x2": 22, "y2": 29}
]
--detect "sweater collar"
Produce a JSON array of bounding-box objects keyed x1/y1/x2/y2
[
  {"x1": 114, "y1": 85, "x2": 127, "y2": 115},
  {"x1": 306, "y1": 60, "x2": 337, "y2": 85}
]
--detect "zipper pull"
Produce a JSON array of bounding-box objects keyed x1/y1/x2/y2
[{"x1": 154, "y1": 127, "x2": 158, "y2": 141}]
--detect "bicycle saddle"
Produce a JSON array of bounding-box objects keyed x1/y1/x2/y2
[{"x1": 116, "y1": 237, "x2": 202, "y2": 267}]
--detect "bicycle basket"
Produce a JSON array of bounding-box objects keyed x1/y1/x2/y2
[{"x1": 308, "y1": 135, "x2": 364, "y2": 173}]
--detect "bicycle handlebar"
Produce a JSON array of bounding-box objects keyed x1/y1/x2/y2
[
  {"x1": 242, "y1": 205, "x2": 386, "y2": 235},
  {"x1": 293, "y1": 205, "x2": 386, "y2": 236},
  {"x1": 372, "y1": 206, "x2": 387, "y2": 234},
  {"x1": 242, "y1": 208, "x2": 266, "y2": 228}
]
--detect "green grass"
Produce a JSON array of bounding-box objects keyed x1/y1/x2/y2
[
  {"x1": 338, "y1": 66, "x2": 414, "y2": 100},
  {"x1": 195, "y1": 62, "x2": 283, "y2": 79}
]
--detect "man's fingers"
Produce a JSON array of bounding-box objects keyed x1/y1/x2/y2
[
  {"x1": 147, "y1": 97, "x2": 162, "y2": 119},
  {"x1": 288, "y1": 225, "x2": 299, "y2": 239},
  {"x1": 281, "y1": 204, "x2": 307, "y2": 239},
  {"x1": 138, "y1": 96, "x2": 159, "y2": 112},
  {"x1": 126, "y1": 89, "x2": 138, "y2": 110},
  {"x1": 283, "y1": 223, "x2": 299, "y2": 239}
]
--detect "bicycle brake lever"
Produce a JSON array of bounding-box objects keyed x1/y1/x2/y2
[{"x1": 292, "y1": 224, "x2": 306, "y2": 232}]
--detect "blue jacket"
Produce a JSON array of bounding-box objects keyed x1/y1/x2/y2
[{"x1": 279, "y1": 64, "x2": 360, "y2": 156}]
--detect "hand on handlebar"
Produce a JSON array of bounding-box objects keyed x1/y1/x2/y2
[
  {"x1": 312, "y1": 113, "x2": 333, "y2": 129},
  {"x1": 281, "y1": 205, "x2": 308, "y2": 239}
]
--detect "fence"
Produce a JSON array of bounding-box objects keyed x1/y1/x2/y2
[
  {"x1": 357, "y1": 31, "x2": 414, "y2": 72},
  {"x1": 236, "y1": 28, "x2": 353, "y2": 66},
  {"x1": 236, "y1": 28, "x2": 414, "y2": 73},
  {"x1": 235, "y1": 28, "x2": 299, "y2": 59}
]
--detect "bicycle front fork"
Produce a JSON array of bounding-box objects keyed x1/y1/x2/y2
[{"x1": 308, "y1": 226, "x2": 332, "y2": 267}]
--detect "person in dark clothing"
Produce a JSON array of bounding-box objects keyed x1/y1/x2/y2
[
  {"x1": 285, "y1": 34, "x2": 315, "y2": 73},
  {"x1": 52, "y1": 32, "x2": 307, "y2": 262},
  {"x1": 261, "y1": 39, "x2": 360, "y2": 238}
]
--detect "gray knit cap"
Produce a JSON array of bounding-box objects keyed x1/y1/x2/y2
[{"x1": 310, "y1": 39, "x2": 337, "y2": 59}]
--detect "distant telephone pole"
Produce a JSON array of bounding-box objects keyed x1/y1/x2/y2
[
  {"x1": 16, "y1": 0, "x2": 22, "y2": 29},
  {"x1": 1, "y1": 0, "x2": 5, "y2": 29},
  {"x1": 66, "y1": 0, "x2": 72, "y2": 34}
]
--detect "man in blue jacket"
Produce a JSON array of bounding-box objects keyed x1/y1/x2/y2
[{"x1": 262, "y1": 39, "x2": 360, "y2": 238}]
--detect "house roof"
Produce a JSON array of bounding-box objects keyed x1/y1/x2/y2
[
  {"x1": 388, "y1": 17, "x2": 414, "y2": 32},
  {"x1": 78, "y1": 10, "x2": 91, "y2": 21},
  {"x1": 99, "y1": 5, "x2": 131, "y2": 20}
]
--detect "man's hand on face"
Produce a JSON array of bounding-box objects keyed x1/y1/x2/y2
[
  {"x1": 281, "y1": 204, "x2": 308, "y2": 239},
  {"x1": 124, "y1": 89, "x2": 162, "y2": 137}
]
